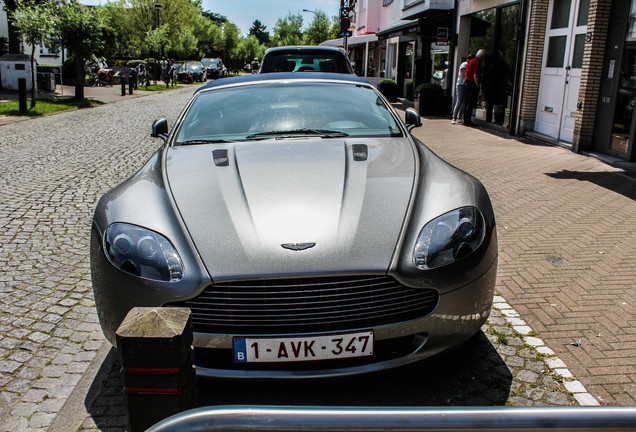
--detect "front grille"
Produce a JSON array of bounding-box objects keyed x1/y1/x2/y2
[{"x1": 166, "y1": 276, "x2": 438, "y2": 334}]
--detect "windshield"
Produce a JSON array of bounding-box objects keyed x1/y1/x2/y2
[
  {"x1": 260, "y1": 50, "x2": 352, "y2": 73},
  {"x1": 202, "y1": 59, "x2": 220, "y2": 67},
  {"x1": 174, "y1": 82, "x2": 403, "y2": 144}
]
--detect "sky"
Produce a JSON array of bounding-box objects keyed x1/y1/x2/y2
[{"x1": 200, "y1": 0, "x2": 340, "y2": 36}]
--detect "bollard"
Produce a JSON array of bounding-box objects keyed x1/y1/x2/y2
[
  {"x1": 116, "y1": 307, "x2": 196, "y2": 432},
  {"x1": 18, "y1": 78, "x2": 27, "y2": 113},
  {"x1": 121, "y1": 79, "x2": 126, "y2": 96},
  {"x1": 129, "y1": 76, "x2": 133, "y2": 95}
]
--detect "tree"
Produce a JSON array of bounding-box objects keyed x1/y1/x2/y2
[
  {"x1": 54, "y1": 0, "x2": 108, "y2": 99},
  {"x1": 196, "y1": 17, "x2": 223, "y2": 58},
  {"x1": 9, "y1": 0, "x2": 55, "y2": 108},
  {"x1": 171, "y1": 27, "x2": 199, "y2": 59},
  {"x1": 123, "y1": 0, "x2": 202, "y2": 58},
  {"x1": 248, "y1": 19, "x2": 269, "y2": 45},
  {"x1": 222, "y1": 22, "x2": 241, "y2": 70},
  {"x1": 236, "y1": 35, "x2": 266, "y2": 68},
  {"x1": 201, "y1": 10, "x2": 226, "y2": 26},
  {"x1": 302, "y1": 10, "x2": 331, "y2": 46},
  {"x1": 272, "y1": 13, "x2": 303, "y2": 47}
]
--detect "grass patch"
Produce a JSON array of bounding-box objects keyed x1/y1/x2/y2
[
  {"x1": 139, "y1": 84, "x2": 183, "y2": 91},
  {"x1": 497, "y1": 333, "x2": 509, "y2": 345},
  {"x1": 0, "y1": 98, "x2": 102, "y2": 117}
]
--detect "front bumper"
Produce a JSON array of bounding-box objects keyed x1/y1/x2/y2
[{"x1": 192, "y1": 259, "x2": 496, "y2": 379}]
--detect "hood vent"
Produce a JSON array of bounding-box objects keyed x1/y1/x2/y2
[
  {"x1": 213, "y1": 149, "x2": 229, "y2": 166},
  {"x1": 352, "y1": 144, "x2": 368, "y2": 161}
]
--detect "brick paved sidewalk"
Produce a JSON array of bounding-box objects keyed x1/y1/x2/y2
[{"x1": 407, "y1": 116, "x2": 636, "y2": 405}]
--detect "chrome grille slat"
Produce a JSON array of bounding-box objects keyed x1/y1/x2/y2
[
  {"x1": 190, "y1": 298, "x2": 437, "y2": 323},
  {"x1": 187, "y1": 298, "x2": 435, "y2": 321},
  {"x1": 190, "y1": 288, "x2": 427, "y2": 307},
  {"x1": 166, "y1": 276, "x2": 438, "y2": 334}
]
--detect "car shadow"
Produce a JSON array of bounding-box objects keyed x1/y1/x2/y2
[
  {"x1": 196, "y1": 331, "x2": 512, "y2": 406},
  {"x1": 545, "y1": 170, "x2": 636, "y2": 201},
  {"x1": 83, "y1": 331, "x2": 512, "y2": 431}
]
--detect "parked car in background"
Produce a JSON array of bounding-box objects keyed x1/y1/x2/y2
[
  {"x1": 91, "y1": 73, "x2": 498, "y2": 379},
  {"x1": 260, "y1": 46, "x2": 354, "y2": 74},
  {"x1": 201, "y1": 58, "x2": 227, "y2": 79},
  {"x1": 181, "y1": 62, "x2": 206, "y2": 82}
]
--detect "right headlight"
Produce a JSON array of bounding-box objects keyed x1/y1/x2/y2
[
  {"x1": 413, "y1": 207, "x2": 486, "y2": 270},
  {"x1": 103, "y1": 223, "x2": 183, "y2": 282}
]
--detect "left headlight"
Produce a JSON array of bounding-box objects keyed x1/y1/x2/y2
[
  {"x1": 104, "y1": 223, "x2": 183, "y2": 281},
  {"x1": 413, "y1": 207, "x2": 486, "y2": 270}
]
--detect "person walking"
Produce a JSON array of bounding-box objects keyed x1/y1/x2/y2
[
  {"x1": 451, "y1": 58, "x2": 468, "y2": 124},
  {"x1": 251, "y1": 57, "x2": 260, "y2": 74},
  {"x1": 463, "y1": 49, "x2": 486, "y2": 127}
]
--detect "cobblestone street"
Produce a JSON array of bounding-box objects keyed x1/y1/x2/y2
[
  {"x1": 0, "y1": 89, "x2": 634, "y2": 431},
  {"x1": 0, "y1": 86, "x2": 195, "y2": 431}
]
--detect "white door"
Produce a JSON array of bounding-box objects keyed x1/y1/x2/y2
[{"x1": 535, "y1": 0, "x2": 589, "y2": 142}]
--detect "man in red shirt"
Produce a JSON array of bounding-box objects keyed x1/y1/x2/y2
[{"x1": 463, "y1": 49, "x2": 486, "y2": 127}]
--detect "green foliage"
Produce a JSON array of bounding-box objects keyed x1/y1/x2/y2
[
  {"x1": 273, "y1": 12, "x2": 303, "y2": 46},
  {"x1": 145, "y1": 24, "x2": 169, "y2": 56},
  {"x1": 55, "y1": 1, "x2": 108, "y2": 60},
  {"x1": 196, "y1": 17, "x2": 222, "y2": 58},
  {"x1": 0, "y1": 37, "x2": 8, "y2": 57},
  {"x1": 236, "y1": 35, "x2": 266, "y2": 67},
  {"x1": 249, "y1": 19, "x2": 269, "y2": 45},
  {"x1": 9, "y1": 0, "x2": 54, "y2": 49},
  {"x1": 378, "y1": 79, "x2": 398, "y2": 102},
  {"x1": 201, "y1": 10, "x2": 226, "y2": 26},
  {"x1": 302, "y1": 10, "x2": 331, "y2": 46},
  {"x1": 122, "y1": 0, "x2": 202, "y2": 57},
  {"x1": 222, "y1": 22, "x2": 241, "y2": 69},
  {"x1": 171, "y1": 27, "x2": 199, "y2": 59},
  {"x1": 9, "y1": 0, "x2": 56, "y2": 106},
  {"x1": 0, "y1": 98, "x2": 101, "y2": 116},
  {"x1": 54, "y1": 0, "x2": 109, "y2": 98},
  {"x1": 416, "y1": 82, "x2": 443, "y2": 93}
]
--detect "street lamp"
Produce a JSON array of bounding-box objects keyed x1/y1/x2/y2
[
  {"x1": 154, "y1": 2, "x2": 161, "y2": 85},
  {"x1": 302, "y1": 8, "x2": 317, "y2": 15}
]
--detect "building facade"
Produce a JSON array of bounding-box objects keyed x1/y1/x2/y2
[{"x1": 455, "y1": 0, "x2": 635, "y2": 162}]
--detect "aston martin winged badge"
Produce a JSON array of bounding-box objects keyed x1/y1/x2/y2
[{"x1": 281, "y1": 242, "x2": 316, "y2": 251}]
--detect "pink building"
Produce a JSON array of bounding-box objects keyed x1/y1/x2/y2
[{"x1": 323, "y1": 0, "x2": 454, "y2": 101}]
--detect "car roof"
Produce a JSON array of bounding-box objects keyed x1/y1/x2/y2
[
  {"x1": 264, "y1": 46, "x2": 346, "y2": 54},
  {"x1": 195, "y1": 72, "x2": 371, "y2": 93}
]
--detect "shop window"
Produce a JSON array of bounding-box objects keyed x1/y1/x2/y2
[
  {"x1": 546, "y1": 36, "x2": 567, "y2": 67},
  {"x1": 572, "y1": 34, "x2": 585, "y2": 68},
  {"x1": 551, "y1": 0, "x2": 572, "y2": 29},
  {"x1": 577, "y1": 0, "x2": 590, "y2": 26}
]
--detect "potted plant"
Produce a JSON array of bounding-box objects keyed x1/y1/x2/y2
[{"x1": 378, "y1": 79, "x2": 398, "y2": 102}]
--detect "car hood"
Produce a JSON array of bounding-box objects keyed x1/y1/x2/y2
[{"x1": 166, "y1": 138, "x2": 416, "y2": 280}]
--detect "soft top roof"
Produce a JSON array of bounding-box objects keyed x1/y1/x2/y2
[{"x1": 195, "y1": 72, "x2": 371, "y2": 93}]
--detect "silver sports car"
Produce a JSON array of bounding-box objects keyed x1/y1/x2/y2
[{"x1": 91, "y1": 73, "x2": 498, "y2": 379}]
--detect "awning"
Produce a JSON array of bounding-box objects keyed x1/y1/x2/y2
[
  {"x1": 376, "y1": 20, "x2": 420, "y2": 40},
  {"x1": 402, "y1": 0, "x2": 453, "y2": 20},
  {"x1": 320, "y1": 34, "x2": 379, "y2": 47}
]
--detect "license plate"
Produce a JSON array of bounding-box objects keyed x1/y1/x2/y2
[{"x1": 233, "y1": 331, "x2": 374, "y2": 363}]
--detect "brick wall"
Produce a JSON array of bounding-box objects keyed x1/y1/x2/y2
[
  {"x1": 572, "y1": 0, "x2": 612, "y2": 152},
  {"x1": 518, "y1": 0, "x2": 548, "y2": 129}
]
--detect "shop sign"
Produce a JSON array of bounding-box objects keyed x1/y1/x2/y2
[{"x1": 436, "y1": 27, "x2": 449, "y2": 46}]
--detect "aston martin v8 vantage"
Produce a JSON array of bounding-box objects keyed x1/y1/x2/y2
[{"x1": 91, "y1": 73, "x2": 498, "y2": 378}]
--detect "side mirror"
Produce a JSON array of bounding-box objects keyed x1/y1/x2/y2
[
  {"x1": 151, "y1": 117, "x2": 169, "y2": 140},
  {"x1": 405, "y1": 108, "x2": 422, "y2": 132}
]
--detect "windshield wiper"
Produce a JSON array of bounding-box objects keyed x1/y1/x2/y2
[
  {"x1": 177, "y1": 139, "x2": 235, "y2": 145},
  {"x1": 245, "y1": 128, "x2": 349, "y2": 139}
]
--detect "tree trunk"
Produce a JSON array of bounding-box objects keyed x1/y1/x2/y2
[
  {"x1": 30, "y1": 45, "x2": 36, "y2": 109},
  {"x1": 74, "y1": 54, "x2": 84, "y2": 100}
]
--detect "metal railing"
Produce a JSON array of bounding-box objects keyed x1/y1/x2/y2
[{"x1": 147, "y1": 405, "x2": 636, "y2": 432}]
